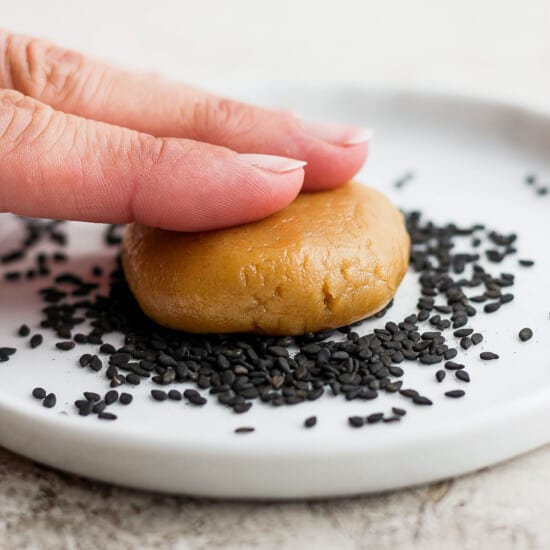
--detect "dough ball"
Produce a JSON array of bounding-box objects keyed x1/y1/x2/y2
[{"x1": 121, "y1": 182, "x2": 410, "y2": 335}]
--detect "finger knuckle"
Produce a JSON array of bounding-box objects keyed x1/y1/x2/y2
[
  {"x1": 192, "y1": 97, "x2": 258, "y2": 142},
  {"x1": 128, "y1": 132, "x2": 168, "y2": 172},
  {"x1": 0, "y1": 89, "x2": 53, "y2": 151},
  {"x1": 1, "y1": 31, "x2": 84, "y2": 103}
]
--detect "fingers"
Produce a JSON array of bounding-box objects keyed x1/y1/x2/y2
[
  {"x1": 0, "y1": 30, "x2": 369, "y2": 191},
  {"x1": 0, "y1": 90, "x2": 305, "y2": 231}
]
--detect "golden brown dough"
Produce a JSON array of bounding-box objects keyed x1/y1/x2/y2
[{"x1": 121, "y1": 182, "x2": 410, "y2": 335}]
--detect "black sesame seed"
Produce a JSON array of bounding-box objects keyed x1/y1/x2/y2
[
  {"x1": 73, "y1": 333, "x2": 88, "y2": 344},
  {"x1": 151, "y1": 389, "x2": 168, "y2": 401},
  {"x1": 4, "y1": 271, "x2": 21, "y2": 281},
  {"x1": 388, "y1": 365, "x2": 404, "y2": 377},
  {"x1": 304, "y1": 416, "x2": 317, "y2": 428},
  {"x1": 471, "y1": 333, "x2": 483, "y2": 345},
  {"x1": 168, "y1": 389, "x2": 182, "y2": 401},
  {"x1": 99, "y1": 343, "x2": 117, "y2": 354},
  {"x1": 56, "y1": 341, "x2": 75, "y2": 351},
  {"x1": 500, "y1": 294, "x2": 514, "y2": 304},
  {"x1": 413, "y1": 396, "x2": 433, "y2": 406},
  {"x1": 436, "y1": 370, "x2": 446, "y2": 382},
  {"x1": 119, "y1": 393, "x2": 133, "y2": 405},
  {"x1": 445, "y1": 390, "x2": 465, "y2": 398},
  {"x1": 460, "y1": 337, "x2": 472, "y2": 350},
  {"x1": 32, "y1": 387, "x2": 46, "y2": 399},
  {"x1": 52, "y1": 252, "x2": 68, "y2": 262},
  {"x1": 453, "y1": 328, "x2": 473, "y2": 337},
  {"x1": 484, "y1": 302, "x2": 501, "y2": 314},
  {"x1": 417, "y1": 310, "x2": 430, "y2": 322},
  {"x1": 419, "y1": 354, "x2": 442, "y2": 365},
  {"x1": 1, "y1": 249, "x2": 24, "y2": 264},
  {"x1": 158, "y1": 354, "x2": 178, "y2": 367},
  {"x1": 348, "y1": 416, "x2": 364, "y2": 428},
  {"x1": 43, "y1": 393, "x2": 56, "y2": 408},
  {"x1": 233, "y1": 402, "x2": 253, "y2": 413},
  {"x1": 110, "y1": 353, "x2": 131, "y2": 367},
  {"x1": 486, "y1": 250, "x2": 504, "y2": 263},
  {"x1": 519, "y1": 328, "x2": 533, "y2": 342},
  {"x1": 87, "y1": 334, "x2": 103, "y2": 345},
  {"x1": 75, "y1": 400, "x2": 93, "y2": 416},
  {"x1": 79, "y1": 353, "x2": 92, "y2": 367},
  {"x1": 518, "y1": 259, "x2": 534, "y2": 267},
  {"x1": 56, "y1": 328, "x2": 72, "y2": 339},
  {"x1": 444, "y1": 361, "x2": 464, "y2": 370},
  {"x1": 235, "y1": 427, "x2": 254, "y2": 434},
  {"x1": 456, "y1": 370, "x2": 471, "y2": 382},
  {"x1": 183, "y1": 389, "x2": 207, "y2": 406},
  {"x1": 392, "y1": 407, "x2": 406, "y2": 416},
  {"x1": 18, "y1": 324, "x2": 30, "y2": 337},
  {"x1": 89, "y1": 355, "x2": 103, "y2": 372},
  {"x1": 104, "y1": 390, "x2": 119, "y2": 405},
  {"x1": 125, "y1": 373, "x2": 141, "y2": 385},
  {"x1": 92, "y1": 401, "x2": 106, "y2": 414},
  {"x1": 443, "y1": 349, "x2": 458, "y2": 360},
  {"x1": 110, "y1": 375, "x2": 125, "y2": 388},
  {"x1": 366, "y1": 412, "x2": 383, "y2": 424},
  {"x1": 480, "y1": 352, "x2": 499, "y2": 360},
  {"x1": 98, "y1": 412, "x2": 117, "y2": 420},
  {"x1": 83, "y1": 392, "x2": 101, "y2": 401}
]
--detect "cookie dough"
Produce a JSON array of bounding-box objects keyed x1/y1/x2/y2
[{"x1": 121, "y1": 182, "x2": 410, "y2": 335}]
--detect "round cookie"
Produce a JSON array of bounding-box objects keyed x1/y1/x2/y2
[{"x1": 121, "y1": 182, "x2": 410, "y2": 335}]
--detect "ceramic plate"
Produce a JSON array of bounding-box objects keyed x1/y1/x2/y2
[{"x1": 0, "y1": 88, "x2": 548, "y2": 498}]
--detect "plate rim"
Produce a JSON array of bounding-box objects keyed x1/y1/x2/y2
[{"x1": 0, "y1": 86, "x2": 549, "y2": 496}]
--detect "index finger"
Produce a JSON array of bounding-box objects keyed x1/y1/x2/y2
[{"x1": 1, "y1": 30, "x2": 370, "y2": 191}]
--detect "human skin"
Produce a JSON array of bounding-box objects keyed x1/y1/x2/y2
[{"x1": 0, "y1": 31, "x2": 371, "y2": 232}]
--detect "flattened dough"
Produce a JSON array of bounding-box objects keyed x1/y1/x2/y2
[{"x1": 122, "y1": 182, "x2": 410, "y2": 335}]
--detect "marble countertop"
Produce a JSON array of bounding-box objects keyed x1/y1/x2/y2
[
  {"x1": 1, "y1": 444, "x2": 549, "y2": 549},
  {"x1": 2, "y1": 1, "x2": 550, "y2": 547}
]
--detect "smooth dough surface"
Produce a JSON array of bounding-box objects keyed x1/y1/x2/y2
[{"x1": 121, "y1": 183, "x2": 410, "y2": 335}]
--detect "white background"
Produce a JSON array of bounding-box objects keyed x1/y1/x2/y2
[{"x1": 2, "y1": 0, "x2": 550, "y2": 109}]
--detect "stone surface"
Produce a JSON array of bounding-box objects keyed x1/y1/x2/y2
[{"x1": 0, "y1": 444, "x2": 549, "y2": 549}]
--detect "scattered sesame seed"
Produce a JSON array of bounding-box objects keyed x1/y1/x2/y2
[
  {"x1": 445, "y1": 390, "x2": 466, "y2": 398},
  {"x1": 55, "y1": 341, "x2": 75, "y2": 351},
  {"x1": 235, "y1": 427, "x2": 254, "y2": 434},
  {"x1": 32, "y1": 387, "x2": 46, "y2": 399},
  {"x1": 348, "y1": 416, "x2": 365, "y2": 428},
  {"x1": 480, "y1": 352, "x2": 499, "y2": 360},
  {"x1": 43, "y1": 393, "x2": 56, "y2": 408},
  {"x1": 519, "y1": 328, "x2": 533, "y2": 342},
  {"x1": 304, "y1": 416, "x2": 317, "y2": 428}
]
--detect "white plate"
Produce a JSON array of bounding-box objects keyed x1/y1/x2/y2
[{"x1": 0, "y1": 89, "x2": 549, "y2": 499}]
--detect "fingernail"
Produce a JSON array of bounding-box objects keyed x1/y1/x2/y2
[
  {"x1": 238, "y1": 153, "x2": 307, "y2": 173},
  {"x1": 301, "y1": 121, "x2": 373, "y2": 146}
]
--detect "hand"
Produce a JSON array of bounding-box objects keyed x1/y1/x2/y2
[{"x1": 0, "y1": 31, "x2": 371, "y2": 232}]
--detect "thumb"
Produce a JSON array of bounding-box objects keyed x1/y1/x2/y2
[{"x1": 0, "y1": 90, "x2": 305, "y2": 231}]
